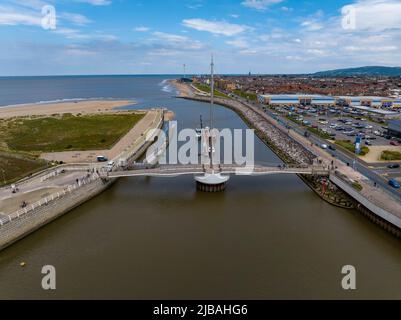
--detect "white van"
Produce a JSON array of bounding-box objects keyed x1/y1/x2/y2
[{"x1": 106, "y1": 161, "x2": 115, "y2": 172}]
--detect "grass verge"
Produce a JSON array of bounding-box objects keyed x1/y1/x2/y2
[
  {"x1": 381, "y1": 150, "x2": 401, "y2": 161},
  {"x1": 233, "y1": 89, "x2": 258, "y2": 101},
  {"x1": 0, "y1": 153, "x2": 48, "y2": 186},
  {"x1": 336, "y1": 140, "x2": 370, "y2": 156},
  {"x1": 194, "y1": 84, "x2": 230, "y2": 99}
]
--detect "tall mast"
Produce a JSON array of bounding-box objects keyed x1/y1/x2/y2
[{"x1": 210, "y1": 54, "x2": 214, "y2": 129}]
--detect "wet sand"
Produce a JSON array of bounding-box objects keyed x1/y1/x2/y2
[{"x1": 0, "y1": 100, "x2": 135, "y2": 118}]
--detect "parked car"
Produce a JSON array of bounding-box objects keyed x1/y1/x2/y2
[
  {"x1": 365, "y1": 140, "x2": 372, "y2": 146},
  {"x1": 328, "y1": 145, "x2": 336, "y2": 151},
  {"x1": 97, "y1": 155, "x2": 108, "y2": 162},
  {"x1": 389, "y1": 179, "x2": 401, "y2": 189},
  {"x1": 321, "y1": 144, "x2": 328, "y2": 149},
  {"x1": 390, "y1": 141, "x2": 400, "y2": 146},
  {"x1": 387, "y1": 164, "x2": 400, "y2": 169}
]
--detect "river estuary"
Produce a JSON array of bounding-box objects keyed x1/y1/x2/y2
[{"x1": 0, "y1": 76, "x2": 400, "y2": 299}]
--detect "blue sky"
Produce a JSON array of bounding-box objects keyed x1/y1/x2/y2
[{"x1": 0, "y1": 0, "x2": 401, "y2": 75}]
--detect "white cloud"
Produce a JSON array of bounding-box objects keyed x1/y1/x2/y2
[
  {"x1": 301, "y1": 20, "x2": 323, "y2": 31},
  {"x1": 241, "y1": 0, "x2": 284, "y2": 11},
  {"x1": 134, "y1": 26, "x2": 150, "y2": 32},
  {"x1": 226, "y1": 38, "x2": 249, "y2": 48},
  {"x1": 152, "y1": 31, "x2": 204, "y2": 50},
  {"x1": 0, "y1": 7, "x2": 40, "y2": 26},
  {"x1": 344, "y1": 0, "x2": 401, "y2": 31},
  {"x1": 75, "y1": 0, "x2": 111, "y2": 5},
  {"x1": 61, "y1": 13, "x2": 92, "y2": 26},
  {"x1": 53, "y1": 28, "x2": 90, "y2": 40},
  {"x1": 182, "y1": 18, "x2": 250, "y2": 36}
]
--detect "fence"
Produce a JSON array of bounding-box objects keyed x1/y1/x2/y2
[
  {"x1": 0, "y1": 172, "x2": 101, "y2": 227},
  {"x1": 0, "y1": 110, "x2": 165, "y2": 228}
]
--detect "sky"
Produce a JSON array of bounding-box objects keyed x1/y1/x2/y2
[{"x1": 0, "y1": 0, "x2": 401, "y2": 76}]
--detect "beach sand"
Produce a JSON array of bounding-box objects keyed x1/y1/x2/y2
[{"x1": 0, "y1": 100, "x2": 135, "y2": 118}]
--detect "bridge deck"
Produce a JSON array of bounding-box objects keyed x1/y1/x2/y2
[{"x1": 104, "y1": 164, "x2": 330, "y2": 179}]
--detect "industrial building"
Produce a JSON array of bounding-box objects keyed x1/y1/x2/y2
[{"x1": 388, "y1": 120, "x2": 401, "y2": 138}]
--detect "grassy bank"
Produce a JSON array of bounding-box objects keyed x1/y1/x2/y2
[
  {"x1": 194, "y1": 84, "x2": 230, "y2": 99},
  {"x1": 1, "y1": 113, "x2": 145, "y2": 153},
  {"x1": 233, "y1": 89, "x2": 258, "y2": 101},
  {"x1": 336, "y1": 140, "x2": 370, "y2": 156},
  {"x1": 0, "y1": 153, "x2": 47, "y2": 186}
]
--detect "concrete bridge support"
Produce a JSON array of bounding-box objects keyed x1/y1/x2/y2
[{"x1": 194, "y1": 172, "x2": 230, "y2": 193}]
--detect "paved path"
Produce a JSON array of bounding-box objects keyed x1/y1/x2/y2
[{"x1": 106, "y1": 164, "x2": 329, "y2": 178}]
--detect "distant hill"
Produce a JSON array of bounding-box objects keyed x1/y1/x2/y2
[{"x1": 313, "y1": 66, "x2": 401, "y2": 77}]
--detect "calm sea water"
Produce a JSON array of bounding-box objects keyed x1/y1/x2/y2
[{"x1": 0, "y1": 76, "x2": 400, "y2": 299}]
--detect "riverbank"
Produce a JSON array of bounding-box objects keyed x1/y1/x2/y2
[
  {"x1": 171, "y1": 80, "x2": 401, "y2": 237},
  {"x1": 0, "y1": 108, "x2": 165, "y2": 250}
]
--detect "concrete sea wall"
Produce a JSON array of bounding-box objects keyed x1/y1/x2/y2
[
  {"x1": 0, "y1": 178, "x2": 114, "y2": 251},
  {"x1": 0, "y1": 110, "x2": 165, "y2": 251}
]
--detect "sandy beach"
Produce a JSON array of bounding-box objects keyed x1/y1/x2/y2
[{"x1": 0, "y1": 100, "x2": 135, "y2": 118}]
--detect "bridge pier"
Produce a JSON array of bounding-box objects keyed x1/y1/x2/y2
[
  {"x1": 194, "y1": 172, "x2": 230, "y2": 193},
  {"x1": 196, "y1": 181, "x2": 227, "y2": 192}
]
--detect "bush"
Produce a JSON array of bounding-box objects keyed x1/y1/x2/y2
[
  {"x1": 381, "y1": 150, "x2": 401, "y2": 161},
  {"x1": 336, "y1": 140, "x2": 370, "y2": 156},
  {"x1": 352, "y1": 181, "x2": 363, "y2": 191}
]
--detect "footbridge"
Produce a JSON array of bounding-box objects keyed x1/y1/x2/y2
[{"x1": 101, "y1": 163, "x2": 329, "y2": 191}]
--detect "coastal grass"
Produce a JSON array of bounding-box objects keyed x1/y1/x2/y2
[
  {"x1": 194, "y1": 84, "x2": 230, "y2": 99},
  {"x1": 233, "y1": 89, "x2": 258, "y2": 101},
  {"x1": 381, "y1": 150, "x2": 401, "y2": 161},
  {"x1": 352, "y1": 181, "x2": 363, "y2": 191},
  {"x1": 1, "y1": 113, "x2": 145, "y2": 153},
  {"x1": 336, "y1": 140, "x2": 370, "y2": 156},
  {"x1": 0, "y1": 153, "x2": 47, "y2": 186}
]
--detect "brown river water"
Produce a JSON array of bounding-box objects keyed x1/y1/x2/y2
[{"x1": 0, "y1": 76, "x2": 400, "y2": 299}]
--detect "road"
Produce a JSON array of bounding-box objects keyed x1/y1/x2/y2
[{"x1": 227, "y1": 93, "x2": 401, "y2": 199}]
